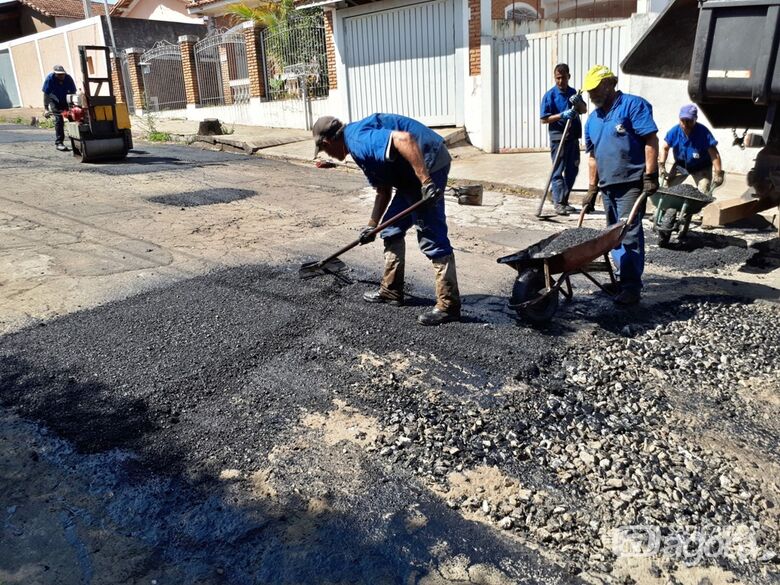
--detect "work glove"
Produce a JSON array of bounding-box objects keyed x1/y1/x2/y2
[
  {"x1": 43, "y1": 110, "x2": 52, "y2": 119},
  {"x1": 712, "y1": 170, "x2": 725, "y2": 188},
  {"x1": 358, "y1": 225, "x2": 376, "y2": 246},
  {"x1": 560, "y1": 107, "x2": 577, "y2": 121},
  {"x1": 643, "y1": 171, "x2": 660, "y2": 196},
  {"x1": 583, "y1": 184, "x2": 599, "y2": 214},
  {"x1": 658, "y1": 164, "x2": 668, "y2": 186},
  {"x1": 569, "y1": 93, "x2": 586, "y2": 110},
  {"x1": 421, "y1": 180, "x2": 442, "y2": 208}
]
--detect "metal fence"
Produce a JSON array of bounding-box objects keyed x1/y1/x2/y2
[
  {"x1": 261, "y1": 15, "x2": 328, "y2": 102},
  {"x1": 194, "y1": 26, "x2": 250, "y2": 107},
  {"x1": 140, "y1": 41, "x2": 186, "y2": 112},
  {"x1": 119, "y1": 53, "x2": 135, "y2": 114}
]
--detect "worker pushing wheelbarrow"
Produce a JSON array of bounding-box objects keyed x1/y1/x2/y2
[{"x1": 497, "y1": 194, "x2": 647, "y2": 323}]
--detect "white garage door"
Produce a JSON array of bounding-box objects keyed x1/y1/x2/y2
[{"x1": 343, "y1": 0, "x2": 457, "y2": 126}]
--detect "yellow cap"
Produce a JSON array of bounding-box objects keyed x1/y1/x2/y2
[{"x1": 583, "y1": 65, "x2": 616, "y2": 91}]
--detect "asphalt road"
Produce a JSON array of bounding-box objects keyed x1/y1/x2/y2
[{"x1": 1, "y1": 125, "x2": 778, "y2": 585}]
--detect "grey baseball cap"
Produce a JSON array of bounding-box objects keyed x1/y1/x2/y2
[
  {"x1": 53, "y1": 65, "x2": 66, "y2": 74},
  {"x1": 312, "y1": 116, "x2": 343, "y2": 159}
]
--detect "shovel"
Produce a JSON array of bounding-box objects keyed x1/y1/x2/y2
[{"x1": 299, "y1": 196, "x2": 430, "y2": 279}]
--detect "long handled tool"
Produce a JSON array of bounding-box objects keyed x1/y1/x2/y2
[
  {"x1": 536, "y1": 118, "x2": 572, "y2": 219},
  {"x1": 299, "y1": 197, "x2": 430, "y2": 279}
]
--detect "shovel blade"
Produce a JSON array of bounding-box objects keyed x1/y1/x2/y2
[{"x1": 298, "y1": 258, "x2": 348, "y2": 279}]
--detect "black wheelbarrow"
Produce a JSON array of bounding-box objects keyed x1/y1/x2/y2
[
  {"x1": 497, "y1": 193, "x2": 647, "y2": 323},
  {"x1": 650, "y1": 184, "x2": 715, "y2": 246}
]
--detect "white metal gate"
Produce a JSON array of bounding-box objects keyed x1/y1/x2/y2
[
  {"x1": 496, "y1": 20, "x2": 630, "y2": 151},
  {"x1": 343, "y1": 0, "x2": 457, "y2": 126},
  {"x1": 140, "y1": 41, "x2": 186, "y2": 112}
]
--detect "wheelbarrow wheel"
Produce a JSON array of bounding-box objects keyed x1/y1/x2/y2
[
  {"x1": 657, "y1": 208, "x2": 677, "y2": 247},
  {"x1": 511, "y1": 269, "x2": 559, "y2": 324}
]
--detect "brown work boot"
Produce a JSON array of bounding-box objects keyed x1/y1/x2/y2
[
  {"x1": 418, "y1": 253, "x2": 461, "y2": 326},
  {"x1": 365, "y1": 236, "x2": 405, "y2": 306}
]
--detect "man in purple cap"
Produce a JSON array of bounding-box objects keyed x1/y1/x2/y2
[{"x1": 659, "y1": 104, "x2": 724, "y2": 193}]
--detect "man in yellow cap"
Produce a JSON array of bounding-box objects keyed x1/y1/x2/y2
[{"x1": 582, "y1": 65, "x2": 659, "y2": 306}]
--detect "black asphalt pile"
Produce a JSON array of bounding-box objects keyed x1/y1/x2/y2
[
  {"x1": 147, "y1": 188, "x2": 257, "y2": 207},
  {"x1": 646, "y1": 231, "x2": 755, "y2": 271},
  {"x1": 0, "y1": 264, "x2": 553, "y2": 475},
  {"x1": 348, "y1": 298, "x2": 780, "y2": 577},
  {"x1": 532, "y1": 228, "x2": 604, "y2": 258},
  {"x1": 659, "y1": 183, "x2": 714, "y2": 202}
]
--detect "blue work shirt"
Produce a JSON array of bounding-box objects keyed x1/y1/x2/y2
[
  {"x1": 343, "y1": 113, "x2": 450, "y2": 189},
  {"x1": 540, "y1": 85, "x2": 581, "y2": 141},
  {"x1": 585, "y1": 91, "x2": 658, "y2": 187},
  {"x1": 664, "y1": 123, "x2": 718, "y2": 172},
  {"x1": 42, "y1": 72, "x2": 77, "y2": 107}
]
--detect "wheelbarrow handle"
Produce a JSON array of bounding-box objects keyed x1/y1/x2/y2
[
  {"x1": 618, "y1": 190, "x2": 650, "y2": 240},
  {"x1": 315, "y1": 197, "x2": 429, "y2": 268}
]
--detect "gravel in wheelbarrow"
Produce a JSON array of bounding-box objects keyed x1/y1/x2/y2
[
  {"x1": 659, "y1": 183, "x2": 715, "y2": 202},
  {"x1": 531, "y1": 227, "x2": 604, "y2": 258}
]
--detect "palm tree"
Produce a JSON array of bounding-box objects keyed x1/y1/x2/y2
[{"x1": 227, "y1": 0, "x2": 295, "y2": 30}]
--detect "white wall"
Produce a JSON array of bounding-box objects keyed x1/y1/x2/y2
[{"x1": 145, "y1": 94, "x2": 339, "y2": 129}]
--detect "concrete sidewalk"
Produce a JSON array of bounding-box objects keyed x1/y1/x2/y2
[{"x1": 1, "y1": 107, "x2": 749, "y2": 200}]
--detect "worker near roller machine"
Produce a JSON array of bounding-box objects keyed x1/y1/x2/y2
[
  {"x1": 42, "y1": 64, "x2": 76, "y2": 152},
  {"x1": 540, "y1": 63, "x2": 588, "y2": 215},
  {"x1": 582, "y1": 65, "x2": 659, "y2": 306},
  {"x1": 659, "y1": 104, "x2": 724, "y2": 193},
  {"x1": 312, "y1": 113, "x2": 461, "y2": 326}
]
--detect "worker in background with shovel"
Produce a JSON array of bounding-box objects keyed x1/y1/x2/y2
[
  {"x1": 582, "y1": 65, "x2": 659, "y2": 306},
  {"x1": 659, "y1": 104, "x2": 724, "y2": 193},
  {"x1": 540, "y1": 63, "x2": 588, "y2": 216},
  {"x1": 312, "y1": 114, "x2": 461, "y2": 326}
]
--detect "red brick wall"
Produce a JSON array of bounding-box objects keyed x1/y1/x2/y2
[
  {"x1": 468, "y1": 0, "x2": 480, "y2": 76},
  {"x1": 324, "y1": 10, "x2": 337, "y2": 90},
  {"x1": 109, "y1": 56, "x2": 126, "y2": 103},
  {"x1": 179, "y1": 38, "x2": 200, "y2": 105},
  {"x1": 242, "y1": 22, "x2": 266, "y2": 99}
]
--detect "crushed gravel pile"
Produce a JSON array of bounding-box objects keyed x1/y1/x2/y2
[{"x1": 350, "y1": 298, "x2": 780, "y2": 577}]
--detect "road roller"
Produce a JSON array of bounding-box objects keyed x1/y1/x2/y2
[{"x1": 63, "y1": 45, "x2": 132, "y2": 163}]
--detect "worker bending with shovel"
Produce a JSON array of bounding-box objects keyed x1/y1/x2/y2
[{"x1": 312, "y1": 114, "x2": 461, "y2": 326}]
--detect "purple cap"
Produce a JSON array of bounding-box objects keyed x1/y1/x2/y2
[{"x1": 679, "y1": 104, "x2": 698, "y2": 120}]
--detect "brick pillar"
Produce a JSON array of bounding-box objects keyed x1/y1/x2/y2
[
  {"x1": 218, "y1": 45, "x2": 233, "y2": 105},
  {"x1": 324, "y1": 10, "x2": 337, "y2": 90},
  {"x1": 469, "y1": 0, "x2": 480, "y2": 76},
  {"x1": 109, "y1": 52, "x2": 126, "y2": 103},
  {"x1": 242, "y1": 21, "x2": 266, "y2": 99},
  {"x1": 179, "y1": 35, "x2": 200, "y2": 106},
  {"x1": 125, "y1": 48, "x2": 145, "y2": 109}
]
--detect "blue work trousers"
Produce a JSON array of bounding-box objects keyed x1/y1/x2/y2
[
  {"x1": 601, "y1": 181, "x2": 646, "y2": 293},
  {"x1": 550, "y1": 139, "x2": 580, "y2": 205},
  {"x1": 380, "y1": 164, "x2": 453, "y2": 259}
]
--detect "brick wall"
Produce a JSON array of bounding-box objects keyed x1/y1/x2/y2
[
  {"x1": 218, "y1": 45, "x2": 233, "y2": 105},
  {"x1": 492, "y1": 0, "x2": 515, "y2": 19},
  {"x1": 179, "y1": 35, "x2": 200, "y2": 106},
  {"x1": 324, "y1": 10, "x2": 337, "y2": 90},
  {"x1": 468, "y1": 0, "x2": 480, "y2": 76},
  {"x1": 124, "y1": 48, "x2": 145, "y2": 108},
  {"x1": 109, "y1": 55, "x2": 126, "y2": 103},
  {"x1": 242, "y1": 21, "x2": 266, "y2": 99}
]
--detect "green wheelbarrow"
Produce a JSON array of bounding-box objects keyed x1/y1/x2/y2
[{"x1": 651, "y1": 183, "x2": 717, "y2": 246}]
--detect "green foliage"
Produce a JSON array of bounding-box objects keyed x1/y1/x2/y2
[
  {"x1": 138, "y1": 112, "x2": 169, "y2": 142},
  {"x1": 38, "y1": 117, "x2": 55, "y2": 129},
  {"x1": 13, "y1": 116, "x2": 24, "y2": 124},
  {"x1": 148, "y1": 131, "x2": 171, "y2": 142}
]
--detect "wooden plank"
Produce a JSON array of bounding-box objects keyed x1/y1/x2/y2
[{"x1": 701, "y1": 195, "x2": 779, "y2": 226}]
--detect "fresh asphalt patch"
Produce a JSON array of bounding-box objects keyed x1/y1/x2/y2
[
  {"x1": 1, "y1": 263, "x2": 778, "y2": 582},
  {"x1": 147, "y1": 188, "x2": 258, "y2": 207}
]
